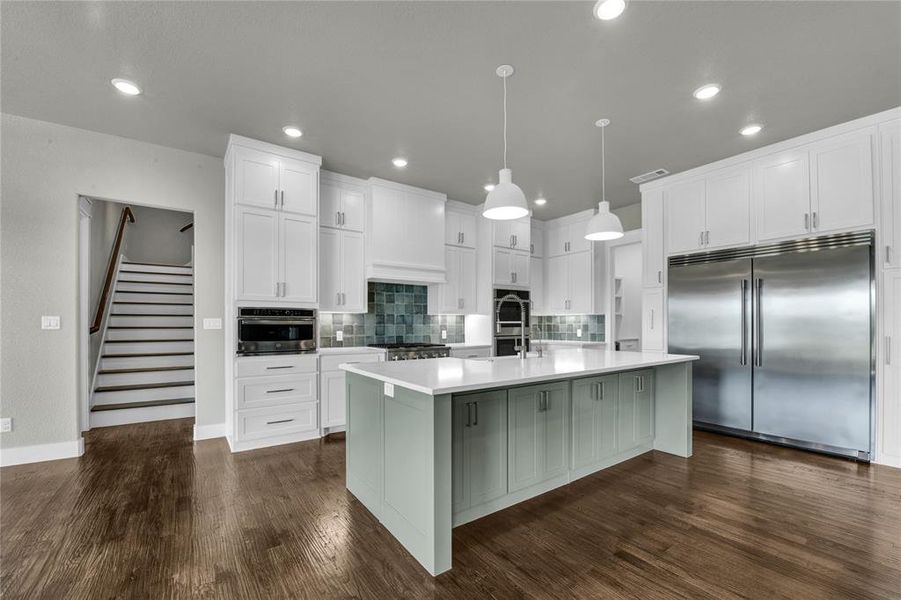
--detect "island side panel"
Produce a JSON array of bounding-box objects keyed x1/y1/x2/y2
[
  {"x1": 653, "y1": 362, "x2": 693, "y2": 457},
  {"x1": 346, "y1": 373, "x2": 385, "y2": 513}
]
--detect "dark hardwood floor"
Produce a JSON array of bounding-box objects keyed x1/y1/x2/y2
[{"x1": 2, "y1": 419, "x2": 899, "y2": 599}]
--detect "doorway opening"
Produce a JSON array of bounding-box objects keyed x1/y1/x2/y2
[{"x1": 606, "y1": 231, "x2": 643, "y2": 351}]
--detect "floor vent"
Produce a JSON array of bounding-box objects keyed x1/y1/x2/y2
[{"x1": 630, "y1": 168, "x2": 669, "y2": 184}]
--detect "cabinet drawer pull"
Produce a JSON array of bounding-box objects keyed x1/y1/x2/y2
[
  {"x1": 887, "y1": 336, "x2": 892, "y2": 366},
  {"x1": 658, "y1": 270, "x2": 662, "y2": 284},
  {"x1": 473, "y1": 401, "x2": 478, "y2": 426},
  {"x1": 812, "y1": 211, "x2": 818, "y2": 229},
  {"x1": 266, "y1": 388, "x2": 295, "y2": 394},
  {"x1": 274, "y1": 189, "x2": 278, "y2": 208},
  {"x1": 281, "y1": 190, "x2": 285, "y2": 208},
  {"x1": 266, "y1": 365, "x2": 295, "y2": 370},
  {"x1": 266, "y1": 418, "x2": 294, "y2": 425},
  {"x1": 804, "y1": 213, "x2": 810, "y2": 230},
  {"x1": 465, "y1": 402, "x2": 472, "y2": 427}
]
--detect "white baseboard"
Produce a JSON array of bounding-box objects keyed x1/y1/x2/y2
[
  {"x1": 193, "y1": 422, "x2": 226, "y2": 441},
  {"x1": 0, "y1": 438, "x2": 85, "y2": 467}
]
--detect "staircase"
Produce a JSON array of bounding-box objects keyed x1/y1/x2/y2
[{"x1": 91, "y1": 261, "x2": 195, "y2": 427}]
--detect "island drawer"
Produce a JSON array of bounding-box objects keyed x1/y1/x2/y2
[
  {"x1": 236, "y1": 354, "x2": 318, "y2": 378},
  {"x1": 235, "y1": 403, "x2": 318, "y2": 442},
  {"x1": 236, "y1": 373, "x2": 317, "y2": 410}
]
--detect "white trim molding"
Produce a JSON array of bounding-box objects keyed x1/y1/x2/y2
[
  {"x1": 0, "y1": 438, "x2": 85, "y2": 467},
  {"x1": 193, "y1": 422, "x2": 226, "y2": 441}
]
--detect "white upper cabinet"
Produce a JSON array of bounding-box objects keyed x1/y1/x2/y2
[
  {"x1": 320, "y1": 228, "x2": 366, "y2": 313},
  {"x1": 367, "y1": 179, "x2": 446, "y2": 283},
  {"x1": 530, "y1": 223, "x2": 544, "y2": 258},
  {"x1": 446, "y1": 204, "x2": 477, "y2": 248},
  {"x1": 543, "y1": 251, "x2": 595, "y2": 314},
  {"x1": 430, "y1": 246, "x2": 478, "y2": 314},
  {"x1": 280, "y1": 214, "x2": 317, "y2": 303},
  {"x1": 492, "y1": 217, "x2": 530, "y2": 251},
  {"x1": 754, "y1": 149, "x2": 812, "y2": 242},
  {"x1": 881, "y1": 119, "x2": 901, "y2": 269},
  {"x1": 279, "y1": 158, "x2": 318, "y2": 216},
  {"x1": 233, "y1": 145, "x2": 319, "y2": 216},
  {"x1": 809, "y1": 129, "x2": 875, "y2": 235},
  {"x1": 546, "y1": 220, "x2": 590, "y2": 257},
  {"x1": 567, "y1": 250, "x2": 593, "y2": 314},
  {"x1": 236, "y1": 206, "x2": 280, "y2": 301},
  {"x1": 641, "y1": 190, "x2": 664, "y2": 288},
  {"x1": 545, "y1": 254, "x2": 568, "y2": 313},
  {"x1": 530, "y1": 256, "x2": 545, "y2": 314},
  {"x1": 665, "y1": 180, "x2": 707, "y2": 255},
  {"x1": 321, "y1": 172, "x2": 365, "y2": 232},
  {"x1": 705, "y1": 167, "x2": 751, "y2": 249}
]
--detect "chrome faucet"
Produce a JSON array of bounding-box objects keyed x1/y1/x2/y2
[
  {"x1": 531, "y1": 325, "x2": 543, "y2": 358},
  {"x1": 496, "y1": 293, "x2": 530, "y2": 360}
]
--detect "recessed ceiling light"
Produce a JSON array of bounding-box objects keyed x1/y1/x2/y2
[
  {"x1": 392, "y1": 157, "x2": 408, "y2": 168},
  {"x1": 484, "y1": 184, "x2": 495, "y2": 192},
  {"x1": 594, "y1": 0, "x2": 626, "y2": 20},
  {"x1": 693, "y1": 84, "x2": 721, "y2": 100},
  {"x1": 283, "y1": 126, "x2": 303, "y2": 138},
  {"x1": 534, "y1": 197, "x2": 547, "y2": 206},
  {"x1": 740, "y1": 124, "x2": 763, "y2": 136},
  {"x1": 111, "y1": 78, "x2": 141, "y2": 96}
]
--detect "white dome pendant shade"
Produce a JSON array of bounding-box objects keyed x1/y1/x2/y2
[
  {"x1": 483, "y1": 65, "x2": 529, "y2": 221},
  {"x1": 484, "y1": 168, "x2": 529, "y2": 220},
  {"x1": 585, "y1": 118, "x2": 624, "y2": 241},
  {"x1": 585, "y1": 201, "x2": 624, "y2": 240}
]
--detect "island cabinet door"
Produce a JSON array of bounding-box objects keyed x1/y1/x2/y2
[
  {"x1": 508, "y1": 382, "x2": 570, "y2": 493},
  {"x1": 453, "y1": 392, "x2": 508, "y2": 512},
  {"x1": 617, "y1": 370, "x2": 655, "y2": 452},
  {"x1": 541, "y1": 383, "x2": 569, "y2": 480},
  {"x1": 571, "y1": 375, "x2": 619, "y2": 469}
]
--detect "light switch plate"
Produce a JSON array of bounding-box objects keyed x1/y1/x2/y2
[
  {"x1": 336, "y1": 330, "x2": 344, "y2": 342},
  {"x1": 41, "y1": 316, "x2": 60, "y2": 330},
  {"x1": 0, "y1": 418, "x2": 11, "y2": 433},
  {"x1": 441, "y1": 329, "x2": 447, "y2": 340},
  {"x1": 577, "y1": 328, "x2": 582, "y2": 338},
  {"x1": 384, "y1": 383, "x2": 394, "y2": 398},
  {"x1": 203, "y1": 318, "x2": 222, "y2": 330}
]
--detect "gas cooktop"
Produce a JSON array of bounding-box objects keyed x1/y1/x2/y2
[
  {"x1": 368, "y1": 342, "x2": 448, "y2": 349},
  {"x1": 368, "y1": 342, "x2": 451, "y2": 360}
]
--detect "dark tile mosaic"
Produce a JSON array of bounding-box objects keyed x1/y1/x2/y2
[
  {"x1": 319, "y1": 282, "x2": 465, "y2": 348},
  {"x1": 531, "y1": 314, "x2": 605, "y2": 342}
]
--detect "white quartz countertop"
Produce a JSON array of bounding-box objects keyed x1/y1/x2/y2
[
  {"x1": 318, "y1": 346, "x2": 386, "y2": 356},
  {"x1": 446, "y1": 342, "x2": 492, "y2": 349},
  {"x1": 341, "y1": 348, "x2": 698, "y2": 395},
  {"x1": 533, "y1": 340, "x2": 607, "y2": 346}
]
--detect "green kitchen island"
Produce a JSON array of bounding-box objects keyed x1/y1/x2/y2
[{"x1": 341, "y1": 348, "x2": 698, "y2": 576}]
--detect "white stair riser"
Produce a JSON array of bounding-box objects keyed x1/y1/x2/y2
[
  {"x1": 117, "y1": 281, "x2": 193, "y2": 294},
  {"x1": 109, "y1": 315, "x2": 194, "y2": 328},
  {"x1": 118, "y1": 272, "x2": 193, "y2": 284},
  {"x1": 121, "y1": 263, "x2": 192, "y2": 275},
  {"x1": 112, "y1": 303, "x2": 193, "y2": 315},
  {"x1": 93, "y1": 384, "x2": 195, "y2": 405},
  {"x1": 90, "y1": 402, "x2": 194, "y2": 428},
  {"x1": 107, "y1": 328, "x2": 194, "y2": 341},
  {"x1": 103, "y1": 340, "x2": 194, "y2": 354},
  {"x1": 96, "y1": 368, "x2": 195, "y2": 387},
  {"x1": 115, "y1": 292, "x2": 193, "y2": 304},
  {"x1": 100, "y1": 354, "x2": 194, "y2": 370}
]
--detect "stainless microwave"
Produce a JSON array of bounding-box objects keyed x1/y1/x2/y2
[{"x1": 236, "y1": 308, "x2": 317, "y2": 355}]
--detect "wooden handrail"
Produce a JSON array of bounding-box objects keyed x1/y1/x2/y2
[
  {"x1": 179, "y1": 222, "x2": 193, "y2": 233},
  {"x1": 90, "y1": 207, "x2": 135, "y2": 334}
]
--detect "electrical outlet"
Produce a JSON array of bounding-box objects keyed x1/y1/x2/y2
[
  {"x1": 577, "y1": 328, "x2": 582, "y2": 338},
  {"x1": 41, "y1": 316, "x2": 60, "y2": 330},
  {"x1": 203, "y1": 318, "x2": 222, "y2": 330},
  {"x1": 0, "y1": 418, "x2": 11, "y2": 433},
  {"x1": 441, "y1": 329, "x2": 447, "y2": 340},
  {"x1": 336, "y1": 330, "x2": 344, "y2": 342}
]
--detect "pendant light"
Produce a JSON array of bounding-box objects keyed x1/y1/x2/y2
[
  {"x1": 585, "y1": 118, "x2": 624, "y2": 241},
  {"x1": 483, "y1": 65, "x2": 529, "y2": 221}
]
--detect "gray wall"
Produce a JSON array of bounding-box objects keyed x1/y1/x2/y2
[
  {"x1": 1, "y1": 114, "x2": 225, "y2": 449},
  {"x1": 87, "y1": 199, "x2": 120, "y2": 374},
  {"x1": 124, "y1": 204, "x2": 194, "y2": 266},
  {"x1": 613, "y1": 202, "x2": 641, "y2": 232}
]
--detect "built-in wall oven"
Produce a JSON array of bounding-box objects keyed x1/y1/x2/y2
[
  {"x1": 493, "y1": 288, "x2": 531, "y2": 357},
  {"x1": 237, "y1": 308, "x2": 317, "y2": 355}
]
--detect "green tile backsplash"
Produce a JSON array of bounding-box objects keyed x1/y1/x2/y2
[
  {"x1": 319, "y1": 282, "x2": 465, "y2": 348},
  {"x1": 532, "y1": 315, "x2": 605, "y2": 342}
]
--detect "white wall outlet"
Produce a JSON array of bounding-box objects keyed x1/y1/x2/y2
[
  {"x1": 0, "y1": 418, "x2": 11, "y2": 433},
  {"x1": 202, "y1": 318, "x2": 222, "y2": 330},
  {"x1": 441, "y1": 329, "x2": 447, "y2": 340},
  {"x1": 41, "y1": 315, "x2": 61, "y2": 330},
  {"x1": 336, "y1": 330, "x2": 344, "y2": 342},
  {"x1": 384, "y1": 383, "x2": 394, "y2": 398},
  {"x1": 577, "y1": 328, "x2": 582, "y2": 338}
]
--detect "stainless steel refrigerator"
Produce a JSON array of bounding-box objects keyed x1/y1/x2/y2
[{"x1": 668, "y1": 232, "x2": 874, "y2": 461}]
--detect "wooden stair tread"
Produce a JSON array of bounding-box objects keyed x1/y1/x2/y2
[
  {"x1": 95, "y1": 380, "x2": 194, "y2": 393},
  {"x1": 122, "y1": 261, "x2": 192, "y2": 268},
  {"x1": 91, "y1": 398, "x2": 195, "y2": 412},
  {"x1": 102, "y1": 352, "x2": 194, "y2": 358},
  {"x1": 111, "y1": 313, "x2": 194, "y2": 317},
  {"x1": 113, "y1": 302, "x2": 193, "y2": 306},
  {"x1": 117, "y1": 280, "x2": 194, "y2": 286},
  {"x1": 98, "y1": 366, "x2": 193, "y2": 374},
  {"x1": 119, "y1": 270, "x2": 192, "y2": 276},
  {"x1": 108, "y1": 326, "x2": 193, "y2": 330},
  {"x1": 104, "y1": 339, "x2": 193, "y2": 343},
  {"x1": 115, "y1": 291, "x2": 193, "y2": 296}
]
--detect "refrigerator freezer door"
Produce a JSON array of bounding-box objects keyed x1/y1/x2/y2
[
  {"x1": 752, "y1": 246, "x2": 872, "y2": 453},
  {"x1": 668, "y1": 259, "x2": 753, "y2": 430}
]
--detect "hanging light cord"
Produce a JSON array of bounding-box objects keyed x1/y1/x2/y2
[
  {"x1": 601, "y1": 124, "x2": 606, "y2": 204},
  {"x1": 502, "y1": 73, "x2": 508, "y2": 170}
]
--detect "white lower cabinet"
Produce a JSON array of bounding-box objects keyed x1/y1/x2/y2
[
  {"x1": 236, "y1": 403, "x2": 319, "y2": 443},
  {"x1": 641, "y1": 288, "x2": 665, "y2": 351},
  {"x1": 319, "y1": 352, "x2": 382, "y2": 430},
  {"x1": 236, "y1": 373, "x2": 317, "y2": 410},
  {"x1": 507, "y1": 382, "x2": 569, "y2": 493},
  {"x1": 452, "y1": 391, "x2": 508, "y2": 513}
]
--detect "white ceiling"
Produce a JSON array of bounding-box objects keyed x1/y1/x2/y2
[{"x1": 3, "y1": 1, "x2": 899, "y2": 219}]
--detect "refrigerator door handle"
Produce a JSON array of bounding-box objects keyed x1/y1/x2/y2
[
  {"x1": 754, "y1": 278, "x2": 763, "y2": 366},
  {"x1": 740, "y1": 279, "x2": 748, "y2": 365}
]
